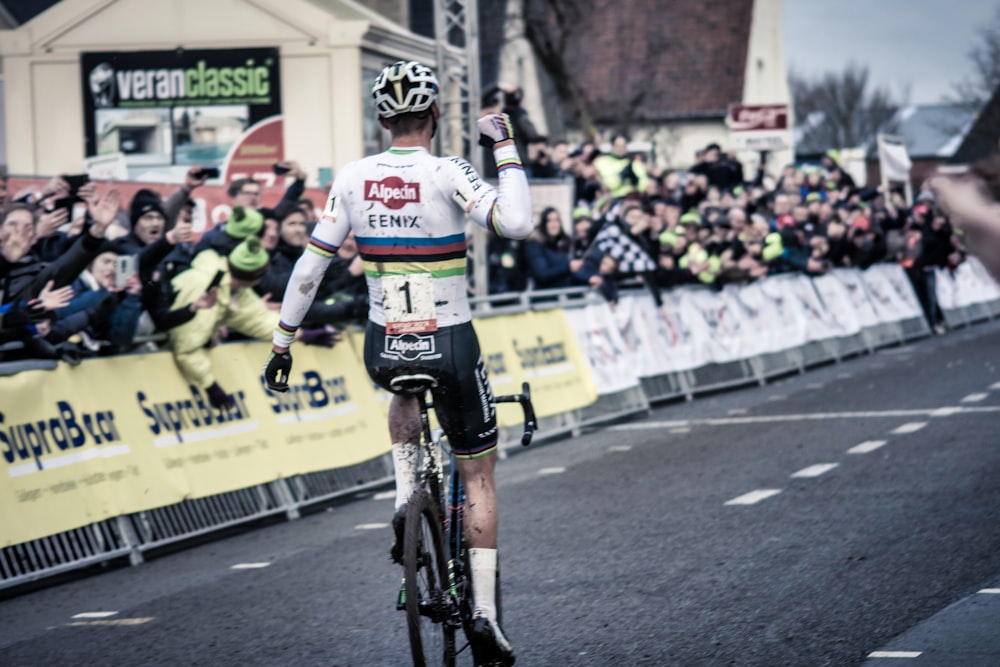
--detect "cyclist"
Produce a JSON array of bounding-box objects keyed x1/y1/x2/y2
[{"x1": 263, "y1": 60, "x2": 532, "y2": 665}]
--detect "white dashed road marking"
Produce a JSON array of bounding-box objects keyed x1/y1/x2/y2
[
  {"x1": 848, "y1": 440, "x2": 887, "y2": 454},
  {"x1": 538, "y1": 467, "x2": 566, "y2": 476},
  {"x1": 725, "y1": 489, "x2": 782, "y2": 506},
  {"x1": 891, "y1": 422, "x2": 927, "y2": 434},
  {"x1": 727, "y1": 408, "x2": 748, "y2": 415},
  {"x1": 990, "y1": 382, "x2": 1000, "y2": 390},
  {"x1": 373, "y1": 491, "x2": 395, "y2": 501},
  {"x1": 608, "y1": 445, "x2": 632, "y2": 452},
  {"x1": 961, "y1": 393, "x2": 988, "y2": 403},
  {"x1": 790, "y1": 463, "x2": 839, "y2": 478},
  {"x1": 72, "y1": 611, "x2": 118, "y2": 619},
  {"x1": 67, "y1": 617, "x2": 154, "y2": 627},
  {"x1": 231, "y1": 562, "x2": 271, "y2": 569},
  {"x1": 867, "y1": 651, "x2": 922, "y2": 658},
  {"x1": 355, "y1": 523, "x2": 389, "y2": 530},
  {"x1": 978, "y1": 588, "x2": 1000, "y2": 594}
]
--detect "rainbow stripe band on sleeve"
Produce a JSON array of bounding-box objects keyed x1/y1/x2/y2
[
  {"x1": 307, "y1": 237, "x2": 339, "y2": 258},
  {"x1": 486, "y1": 202, "x2": 502, "y2": 236},
  {"x1": 496, "y1": 157, "x2": 523, "y2": 173},
  {"x1": 276, "y1": 320, "x2": 298, "y2": 337}
]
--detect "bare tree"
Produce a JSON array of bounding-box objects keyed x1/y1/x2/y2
[
  {"x1": 521, "y1": 0, "x2": 674, "y2": 140},
  {"x1": 946, "y1": 5, "x2": 1000, "y2": 111},
  {"x1": 521, "y1": 0, "x2": 598, "y2": 139},
  {"x1": 790, "y1": 63, "x2": 903, "y2": 149}
]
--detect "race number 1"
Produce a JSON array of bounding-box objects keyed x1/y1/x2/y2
[{"x1": 382, "y1": 273, "x2": 438, "y2": 334}]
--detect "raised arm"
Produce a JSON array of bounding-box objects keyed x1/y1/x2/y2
[{"x1": 451, "y1": 113, "x2": 534, "y2": 240}]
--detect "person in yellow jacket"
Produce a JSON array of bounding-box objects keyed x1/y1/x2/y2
[
  {"x1": 593, "y1": 133, "x2": 649, "y2": 199},
  {"x1": 168, "y1": 235, "x2": 277, "y2": 411},
  {"x1": 678, "y1": 241, "x2": 722, "y2": 285}
]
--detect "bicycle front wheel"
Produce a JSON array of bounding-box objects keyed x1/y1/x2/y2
[{"x1": 403, "y1": 489, "x2": 456, "y2": 667}]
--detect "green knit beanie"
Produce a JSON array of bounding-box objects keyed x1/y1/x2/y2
[
  {"x1": 679, "y1": 210, "x2": 701, "y2": 226},
  {"x1": 228, "y1": 236, "x2": 269, "y2": 281},
  {"x1": 224, "y1": 206, "x2": 264, "y2": 239}
]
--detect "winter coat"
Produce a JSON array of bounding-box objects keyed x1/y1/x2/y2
[{"x1": 167, "y1": 248, "x2": 278, "y2": 388}]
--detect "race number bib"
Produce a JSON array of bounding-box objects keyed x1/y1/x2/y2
[{"x1": 382, "y1": 273, "x2": 438, "y2": 334}]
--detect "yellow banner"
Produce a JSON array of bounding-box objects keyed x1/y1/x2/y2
[
  {"x1": 252, "y1": 337, "x2": 391, "y2": 475},
  {"x1": 476, "y1": 310, "x2": 597, "y2": 422},
  {"x1": 1, "y1": 311, "x2": 597, "y2": 547}
]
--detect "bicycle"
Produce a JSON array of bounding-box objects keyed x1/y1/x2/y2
[{"x1": 388, "y1": 373, "x2": 538, "y2": 667}]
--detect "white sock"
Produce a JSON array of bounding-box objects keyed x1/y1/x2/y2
[
  {"x1": 392, "y1": 442, "x2": 419, "y2": 511},
  {"x1": 469, "y1": 547, "x2": 498, "y2": 621}
]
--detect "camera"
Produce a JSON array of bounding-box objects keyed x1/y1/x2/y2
[
  {"x1": 62, "y1": 173, "x2": 89, "y2": 194},
  {"x1": 193, "y1": 166, "x2": 221, "y2": 180}
]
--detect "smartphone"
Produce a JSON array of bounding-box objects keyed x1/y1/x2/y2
[
  {"x1": 51, "y1": 195, "x2": 81, "y2": 218},
  {"x1": 207, "y1": 270, "x2": 225, "y2": 290},
  {"x1": 62, "y1": 173, "x2": 90, "y2": 193},
  {"x1": 272, "y1": 162, "x2": 292, "y2": 175},
  {"x1": 115, "y1": 254, "x2": 137, "y2": 290},
  {"x1": 194, "y1": 166, "x2": 221, "y2": 179}
]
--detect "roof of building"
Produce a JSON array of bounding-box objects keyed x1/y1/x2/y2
[
  {"x1": 560, "y1": 0, "x2": 754, "y2": 123},
  {"x1": 795, "y1": 103, "x2": 976, "y2": 159},
  {"x1": 0, "y1": 0, "x2": 61, "y2": 25},
  {"x1": 949, "y1": 85, "x2": 1000, "y2": 165}
]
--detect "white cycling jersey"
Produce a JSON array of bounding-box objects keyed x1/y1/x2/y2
[{"x1": 273, "y1": 143, "x2": 533, "y2": 347}]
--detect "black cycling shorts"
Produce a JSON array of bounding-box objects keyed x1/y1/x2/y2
[{"x1": 364, "y1": 320, "x2": 498, "y2": 459}]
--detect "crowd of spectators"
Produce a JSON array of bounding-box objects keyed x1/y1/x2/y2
[
  {"x1": 0, "y1": 162, "x2": 368, "y2": 409},
  {"x1": 491, "y1": 136, "x2": 964, "y2": 334},
  {"x1": 0, "y1": 131, "x2": 969, "y2": 396}
]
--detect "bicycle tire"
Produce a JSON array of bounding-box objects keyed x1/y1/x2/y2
[{"x1": 404, "y1": 489, "x2": 456, "y2": 667}]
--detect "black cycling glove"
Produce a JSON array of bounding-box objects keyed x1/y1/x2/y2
[
  {"x1": 205, "y1": 382, "x2": 235, "y2": 411},
  {"x1": 263, "y1": 351, "x2": 292, "y2": 392}
]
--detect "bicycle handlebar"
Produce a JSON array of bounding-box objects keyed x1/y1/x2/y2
[{"x1": 492, "y1": 382, "x2": 538, "y2": 446}]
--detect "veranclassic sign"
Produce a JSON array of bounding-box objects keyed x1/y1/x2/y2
[{"x1": 80, "y1": 48, "x2": 282, "y2": 164}]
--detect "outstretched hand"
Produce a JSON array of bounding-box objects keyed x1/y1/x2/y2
[{"x1": 37, "y1": 280, "x2": 74, "y2": 311}]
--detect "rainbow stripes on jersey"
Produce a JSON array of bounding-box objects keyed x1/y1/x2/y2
[{"x1": 356, "y1": 232, "x2": 468, "y2": 279}]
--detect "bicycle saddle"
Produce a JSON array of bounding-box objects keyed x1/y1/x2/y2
[{"x1": 389, "y1": 373, "x2": 439, "y2": 396}]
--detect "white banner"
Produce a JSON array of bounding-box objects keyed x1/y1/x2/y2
[
  {"x1": 723, "y1": 282, "x2": 788, "y2": 355},
  {"x1": 784, "y1": 275, "x2": 843, "y2": 341},
  {"x1": 657, "y1": 290, "x2": 703, "y2": 371},
  {"x1": 831, "y1": 269, "x2": 881, "y2": 328},
  {"x1": 866, "y1": 264, "x2": 925, "y2": 321},
  {"x1": 564, "y1": 302, "x2": 641, "y2": 395},
  {"x1": 811, "y1": 274, "x2": 863, "y2": 337},
  {"x1": 676, "y1": 288, "x2": 746, "y2": 364},
  {"x1": 616, "y1": 294, "x2": 692, "y2": 375},
  {"x1": 757, "y1": 275, "x2": 810, "y2": 350},
  {"x1": 610, "y1": 296, "x2": 660, "y2": 379}
]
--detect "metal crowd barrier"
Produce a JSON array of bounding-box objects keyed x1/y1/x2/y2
[{"x1": 3, "y1": 277, "x2": 999, "y2": 593}]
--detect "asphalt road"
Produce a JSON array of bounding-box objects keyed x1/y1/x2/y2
[{"x1": 2, "y1": 322, "x2": 1000, "y2": 666}]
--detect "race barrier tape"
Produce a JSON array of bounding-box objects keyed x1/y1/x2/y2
[{"x1": 3, "y1": 262, "x2": 999, "y2": 587}]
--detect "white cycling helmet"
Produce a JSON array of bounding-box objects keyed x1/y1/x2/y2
[{"x1": 371, "y1": 60, "x2": 440, "y2": 119}]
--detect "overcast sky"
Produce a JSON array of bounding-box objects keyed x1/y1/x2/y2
[{"x1": 784, "y1": 0, "x2": 1000, "y2": 105}]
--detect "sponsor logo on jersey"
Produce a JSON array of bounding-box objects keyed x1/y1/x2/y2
[
  {"x1": 384, "y1": 333, "x2": 438, "y2": 361},
  {"x1": 364, "y1": 177, "x2": 421, "y2": 210}
]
